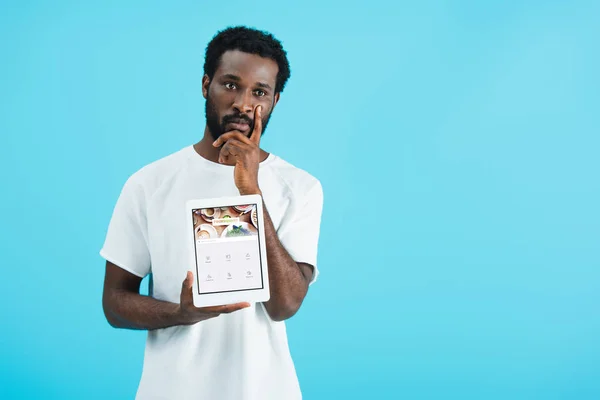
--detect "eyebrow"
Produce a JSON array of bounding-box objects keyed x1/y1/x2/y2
[
  {"x1": 255, "y1": 82, "x2": 272, "y2": 90},
  {"x1": 221, "y1": 74, "x2": 273, "y2": 91}
]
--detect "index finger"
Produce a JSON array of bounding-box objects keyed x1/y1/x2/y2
[{"x1": 250, "y1": 105, "x2": 263, "y2": 145}]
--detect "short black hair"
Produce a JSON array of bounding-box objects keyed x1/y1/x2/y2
[{"x1": 204, "y1": 26, "x2": 291, "y2": 93}]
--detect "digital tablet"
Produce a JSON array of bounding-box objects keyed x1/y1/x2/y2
[{"x1": 185, "y1": 195, "x2": 270, "y2": 308}]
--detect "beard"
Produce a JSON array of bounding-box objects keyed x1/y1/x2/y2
[{"x1": 205, "y1": 91, "x2": 273, "y2": 141}]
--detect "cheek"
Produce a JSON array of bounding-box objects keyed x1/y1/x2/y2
[
  {"x1": 259, "y1": 98, "x2": 274, "y2": 114},
  {"x1": 210, "y1": 86, "x2": 235, "y2": 107}
]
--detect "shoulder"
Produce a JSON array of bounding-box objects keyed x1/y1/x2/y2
[
  {"x1": 267, "y1": 155, "x2": 323, "y2": 202},
  {"x1": 121, "y1": 146, "x2": 193, "y2": 198}
]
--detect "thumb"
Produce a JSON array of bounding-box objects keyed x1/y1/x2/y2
[
  {"x1": 182, "y1": 271, "x2": 193, "y2": 290},
  {"x1": 180, "y1": 271, "x2": 194, "y2": 304}
]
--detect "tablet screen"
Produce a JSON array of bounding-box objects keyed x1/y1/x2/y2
[{"x1": 191, "y1": 203, "x2": 264, "y2": 294}]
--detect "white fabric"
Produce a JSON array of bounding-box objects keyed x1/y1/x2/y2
[{"x1": 100, "y1": 145, "x2": 323, "y2": 400}]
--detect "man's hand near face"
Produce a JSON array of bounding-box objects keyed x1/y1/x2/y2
[{"x1": 212, "y1": 105, "x2": 264, "y2": 196}]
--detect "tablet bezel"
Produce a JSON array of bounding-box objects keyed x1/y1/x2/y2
[{"x1": 185, "y1": 194, "x2": 270, "y2": 308}]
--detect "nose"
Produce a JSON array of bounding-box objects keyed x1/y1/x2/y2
[{"x1": 232, "y1": 89, "x2": 253, "y2": 115}]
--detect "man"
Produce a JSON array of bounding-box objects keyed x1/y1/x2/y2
[{"x1": 100, "y1": 26, "x2": 323, "y2": 399}]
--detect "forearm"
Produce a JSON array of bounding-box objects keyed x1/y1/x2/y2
[
  {"x1": 103, "y1": 289, "x2": 184, "y2": 331},
  {"x1": 261, "y1": 203, "x2": 309, "y2": 321}
]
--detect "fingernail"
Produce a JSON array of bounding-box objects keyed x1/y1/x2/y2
[{"x1": 212, "y1": 140, "x2": 218, "y2": 147}]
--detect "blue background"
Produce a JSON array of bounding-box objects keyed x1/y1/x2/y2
[{"x1": 1, "y1": 1, "x2": 599, "y2": 399}]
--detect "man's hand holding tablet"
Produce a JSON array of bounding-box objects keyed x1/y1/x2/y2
[{"x1": 177, "y1": 271, "x2": 250, "y2": 325}]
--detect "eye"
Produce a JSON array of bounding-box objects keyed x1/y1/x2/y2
[
  {"x1": 254, "y1": 89, "x2": 266, "y2": 97},
  {"x1": 224, "y1": 82, "x2": 237, "y2": 90}
]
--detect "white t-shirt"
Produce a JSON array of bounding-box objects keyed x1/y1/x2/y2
[{"x1": 100, "y1": 145, "x2": 323, "y2": 400}]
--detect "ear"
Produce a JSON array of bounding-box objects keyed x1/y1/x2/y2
[
  {"x1": 202, "y1": 75, "x2": 210, "y2": 99},
  {"x1": 272, "y1": 92, "x2": 281, "y2": 108}
]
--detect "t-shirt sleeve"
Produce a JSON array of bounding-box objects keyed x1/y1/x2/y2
[
  {"x1": 99, "y1": 175, "x2": 151, "y2": 278},
  {"x1": 277, "y1": 180, "x2": 324, "y2": 285}
]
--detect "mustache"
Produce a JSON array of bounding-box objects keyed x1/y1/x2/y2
[{"x1": 222, "y1": 113, "x2": 253, "y2": 125}]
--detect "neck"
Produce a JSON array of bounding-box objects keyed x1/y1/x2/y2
[{"x1": 193, "y1": 126, "x2": 270, "y2": 164}]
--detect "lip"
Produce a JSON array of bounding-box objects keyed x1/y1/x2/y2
[{"x1": 226, "y1": 121, "x2": 251, "y2": 132}]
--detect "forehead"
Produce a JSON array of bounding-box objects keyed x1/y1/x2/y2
[{"x1": 214, "y1": 50, "x2": 278, "y2": 86}]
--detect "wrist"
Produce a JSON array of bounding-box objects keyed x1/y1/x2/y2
[
  {"x1": 239, "y1": 186, "x2": 262, "y2": 196},
  {"x1": 174, "y1": 304, "x2": 192, "y2": 326}
]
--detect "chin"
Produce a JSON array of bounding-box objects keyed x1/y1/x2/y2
[{"x1": 208, "y1": 130, "x2": 221, "y2": 141}]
